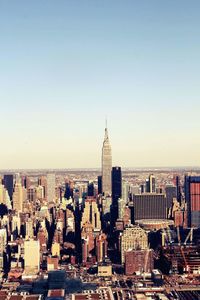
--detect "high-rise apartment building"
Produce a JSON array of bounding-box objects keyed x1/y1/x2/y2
[
  {"x1": 102, "y1": 127, "x2": 112, "y2": 196},
  {"x1": 47, "y1": 173, "x2": 56, "y2": 203},
  {"x1": 185, "y1": 176, "x2": 200, "y2": 227}
]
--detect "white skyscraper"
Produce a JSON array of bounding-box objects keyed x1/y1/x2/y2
[
  {"x1": 13, "y1": 182, "x2": 26, "y2": 212},
  {"x1": 47, "y1": 173, "x2": 56, "y2": 203},
  {"x1": 24, "y1": 240, "x2": 40, "y2": 274},
  {"x1": 102, "y1": 126, "x2": 112, "y2": 196}
]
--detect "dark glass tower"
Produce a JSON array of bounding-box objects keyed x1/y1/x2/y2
[
  {"x1": 185, "y1": 176, "x2": 200, "y2": 228},
  {"x1": 98, "y1": 176, "x2": 102, "y2": 195},
  {"x1": 110, "y1": 166, "x2": 122, "y2": 229},
  {"x1": 87, "y1": 182, "x2": 94, "y2": 197},
  {"x1": 3, "y1": 174, "x2": 14, "y2": 200},
  {"x1": 145, "y1": 174, "x2": 156, "y2": 193},
  {"x1": 176, "y1": 176, "x2": 182, "y2": 203},
  {"x1": 112, "y1": 167, "x2": 122, "y2": 205}
]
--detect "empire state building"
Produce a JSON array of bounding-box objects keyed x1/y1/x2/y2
[{"x1": 102, "y1": 126, "x2": 112, "y2": 196}]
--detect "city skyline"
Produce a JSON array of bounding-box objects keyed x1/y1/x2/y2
[{"x1": 1, "y1": 1, "x2": 200, "y2": 169}]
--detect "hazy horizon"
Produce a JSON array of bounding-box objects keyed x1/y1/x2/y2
[{"x1": 1, "y1": 1, "x2": 200, "y2": 169}]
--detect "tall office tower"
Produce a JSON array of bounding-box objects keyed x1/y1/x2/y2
[
  {"x1": 74, "y1": 204, "x2": 82, "y2": 263},
  {"x1": 3, "y1": 174, "x2": 13, "y2": 200},
  {"x1": 185, "y1": 176, "x2": 200, "y2": 227},
  {"x1": 98, "y1": 176, "x2": 102, "y2": 195},
  {"x1": 87, "y1": 182, "x2": 94, "y2": 197},
  {"x1": 24, "y1": 240, "x2": 40, "y2": 274},
  {"x1": 146, "y1": 174, "x2": 156, "y2": 193},
  {"x1": 120, "y1": 225, "x2": 148, "y2": 263},
  {"x1": 165, "y1": 184, "x2": 177, "y2": 209},
  {"x1": 102, "y1": 126, "x2": 112, "y2": 196},
  {"x1": 110, "y1": 166, "x2": 122, "y2": 228},
  {"x1": 133, "y1": 193, "x2": 167, "y2": 220},
  {"x1": 112, "y1": 167, "x2": 122, "y2": 205},
  {"x1": 13, "y1": 182, "x2": 26, "y2": 212},
  {"x1": 47, "y1": 173, "x2": 56, "y2": 203},
  {"x1": 176, "y1": 176, "x2": 182, "y2": 203},
  {"x1": 122, "y1": 181, "x2": 130, "y2": 202},
  {"x1": 81, "y1": 198, "x2": 101, "y2": 231},
  {"x1": 38, "y1": 176, "x2": 47, "y2": 200}
]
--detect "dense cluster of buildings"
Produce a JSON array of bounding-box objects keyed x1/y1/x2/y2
[{"x1": 0, "y1": 127, "x2": 200, "y2": 299}]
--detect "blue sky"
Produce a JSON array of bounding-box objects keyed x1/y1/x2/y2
[{"x1": 0, "y1": 1, "x2": 200, "y2": 168}]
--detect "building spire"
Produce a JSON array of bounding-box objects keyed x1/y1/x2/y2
[
  {"x1": 104, "y1": 118, "x2": 109, "y2": 141},
  {"x1": 102, "y1": 118, "x2": 112, "y2": 196}
]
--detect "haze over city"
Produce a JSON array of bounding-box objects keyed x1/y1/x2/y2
[{"x1": 1, "y1": 1, "x2": 200, "y2": 169}]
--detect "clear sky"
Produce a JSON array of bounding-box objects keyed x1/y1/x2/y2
[{"x1": 0, "y1": 1, "x2": 200, "y2": 169}]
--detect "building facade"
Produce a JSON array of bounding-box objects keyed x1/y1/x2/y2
[{"x1": 185, "y1": 176, "x2": 200, "y2": 227}]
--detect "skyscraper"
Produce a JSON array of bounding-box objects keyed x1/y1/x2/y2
[
  {"x1": 81, "y1": 197, "x2": 101, "y2": 231},
  {"x1": 165, "y1": 184, "x2": 177, "y2": 209},
  {"x1": 102, "y1": 126, "x2": 112, "y2": 196},
  {"x1": 120, "y1": 225, "x2": 148, "y2": 263},
  {"x1": 97, "y1": 176, "x2": 102, "y2": 195},
  {"x1": 47, "y1": 173, "x2": 56, "y2": 203},
  {"x1": 185, "y1": 176, "x2": 200, "y2": 228},
  {"x1": 112, "y1": 166, "x2": 122, "y2": 206},
  {"x1": 3, "y1": 174, "x2": 14, "y2": 200},
  {"x1": 145, "y1": 174, "x2": 156, "y2": 193},
  {"x1": 13, "y1": 182, "x2": 26, "y2": 212},
  {"x1": 110, "y1": 166, "x2": 122, "y2": 228},
  {"x1": 24, "y1": 240, "x2": 40, "y2": 274},
  {"x1": 133, "y1": 193, "x2": 167, "y2": 220}
]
